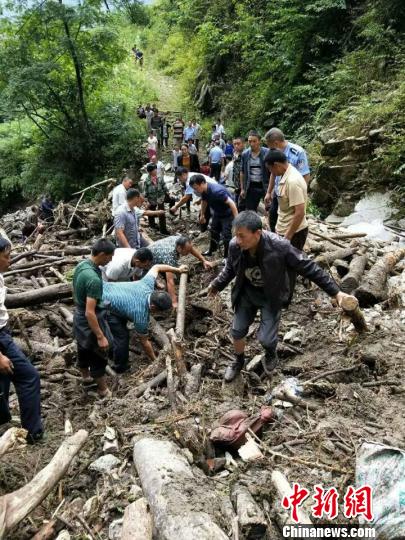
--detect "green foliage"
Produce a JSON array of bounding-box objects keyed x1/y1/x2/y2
[{"x1": 0, "y1": 1, "x2": 153, "y2": 212}]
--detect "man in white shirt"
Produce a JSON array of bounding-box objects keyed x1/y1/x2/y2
[
  {"x1": 112, "y1": 176, "x2": 133, "y2": 216},
  {"x1": 0, "y1": 238, "x2": 43, "y2": 443},
  {"x1": 149, "y1": 155, "x2": 165, "y2": 180},
  {"x1": 102, "y1": 247, "x2": 153, "y2": 282}
]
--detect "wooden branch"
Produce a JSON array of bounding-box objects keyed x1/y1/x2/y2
[
  {"x1": 0, "y1": 428, "x2": 27, "y2": 458},
  {"x1": 355, "y1": 248, "x2": 405, "y2": 307},
  {"x1": 315, "y1": 248, "x2": 355, "y2": 267},
  {"x1": 309, "y1": 230, "x2": 347, "y2": 248},
  {"x1": 273, "y1": 389, "x2": 318, "y2": 411},
  {"x1": 167, "y1": 328, "x2": 187, "y2": 376},
  {"x1": 175, "y1": 272, "x2": 188, "y2": 339},
  {"x1": 150, "y1": 316, "x2": 170, "y2": 349},
  {"x1": 121, "y1": 498, "x2": 153, "y2": 540},
  {"x1": 50, "y1": 266, "x2": 68, "y2": 283},
  {"x1": 71, "y1": 178, "x2": 113, "y2": 196},
  {"x1": 0, "y1": 430, "x2": 88, "y2": 539},
  {"x1": 6, "y1": 283, "x2": 72, "y2": 308},
  {"x1": 10, "y1": 250, "x2": 37, "y2": 265},
  {"x1": 340, "y1": 253, "x2": 368, "y2": 293},
  {"x1": 4, "y1": 259, "x2": 76, "y2": 278},
  {"x1": 132, "y1": 370, "x2": 167, "y2": 398},
  {"x1": 59, "y1": 306, "x2": 73, "y2": 325},
  {"x1": 67, "y1": 192, "x2": 84, "y2": 228},
  {"x1": 331, "y1": 233, "x2": 367, "y2": 240},
  {"x1": 166, "y1": 355, "x2": 177, "y2": 411},
  {"x1": 230, "y1": 484, "x2": 267, "y2": 539},
  {"x1": 340, "y1": 295, "x2": 368, "y2": 332},
  {"x1": 303, "y1": 363, "x2": 361, "y2": 385}
]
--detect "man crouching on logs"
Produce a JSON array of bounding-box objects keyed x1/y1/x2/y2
[{"x1": 208, "y1": 211, "x2": 355, "y2": 382}]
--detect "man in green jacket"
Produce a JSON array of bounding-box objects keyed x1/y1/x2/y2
[{"x1": 143, "y1": 164, "x2": 175, "y2": 235}]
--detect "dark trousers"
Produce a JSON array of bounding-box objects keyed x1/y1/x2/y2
[
  {"x1": 245, "y1": 185, "x2": 264, "y2": 211},
  {"x1": 200, "y1": 205, "x2": 211, "y2": 233},
  {"x1": 286, "y1": 227, "x2": 309, "y2": 305},
  {"x1": 107, "y1": 313, "x2": 129, "y2": 370},
  {"x1": 210, "y1": 214, "x2": 233, "y2": 257},
  {"x1": 195, "y1": 139, "x2": 199, "y2": 151},
  {"x1": 0, "y1": 327, "x2": 42, "y2": 436},
  {"x1": 210, "y1": 163, "x2": 222, "y2": 182},
  {"x1": 269, "y1": 196, "x2": 278, "y2": 232},
  {"x1": 77, "y1": 347, "x2": 107, "y2": 379},
  {"x1": 148, "y1": 194, "x2": 175, "y2": 232}
]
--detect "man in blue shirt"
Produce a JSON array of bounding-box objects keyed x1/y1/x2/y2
[
  {"x1": 264, "y1": 128, "x2": 310, "y2": 232},
  {"x1": 183, "y1": 121, "x2": 196, "y2": 143},
  {"x1": 240, "y1": 130, "x2": 269, "y2": 212},
  {"x1": 189, "y1": 175, "x2": 238, "y2": 258},
  {"x1": 103, "y1": 263, "x2": 188, "y2": 372},
  {"x1": 209, "y1": 140, "x2": 225, "y2": 181}
]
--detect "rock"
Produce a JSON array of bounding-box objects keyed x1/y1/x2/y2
[
  {"x1": 238, "y1": 438, "x2": 264, "y2": 462},
  {"x1": 368, "y1": 127, "x2": 385, "y2": 142},
  {"x1": 89, "y1": 454, "x2": 121, "y2": 474},
  {"x1": 108, "y1": 518, "x2": 123, "y2": 540},
  {"x1": 332, "y1": 195, "x2": 356, "y2": 217},
  {"x1": 321, "y1": 138, "x2": 346, "y2": 157},
  {"x1": 56, "y1": 532, "x2": 71, "y2": 540},
  {"x1": 83, "y1": 495, "x2": 100, "y2": 518},
  {"x1": 283, "y1": 328, "x2": 303, "y2": 345}
]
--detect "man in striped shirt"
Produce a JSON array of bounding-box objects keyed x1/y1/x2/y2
[{"x1": 103, "y1": 263, "x2": 187, "y2": 373}]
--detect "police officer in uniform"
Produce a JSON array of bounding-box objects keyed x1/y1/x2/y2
[{"x1": 264, "y1": 128, "x2": 310, "y2": 233}]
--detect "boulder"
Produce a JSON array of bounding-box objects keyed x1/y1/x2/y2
[{"x1": 89, "y1": 454, "x2": 121, "y2": 474}]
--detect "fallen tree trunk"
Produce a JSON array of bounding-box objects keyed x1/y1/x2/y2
[
  {"x1": 271, "y1": 471, "x2": 313, "y2": 525},
  {"x1": 340, "y1": 295, "x2": 368, "y2": 332},
  {"x1": 40, "y1": 246, "x2": 91, "y2": 256},
  {"x1": 150, "y1": 316, "x2": 170, "y2": 349},
  {"x1": 121, "y1": 498, "x2": 153, "y2": 540},
  {"x1": 5, "y1": 283, "x2": 72, "y2": 308},
  {"x1": 355, "y1": 248, "x2": 405, "y2": 306},
  {"x1": 309, "y1": 230, "x2": 347, "y2": 249},
  {"x1": 340, "y1": 253, "x2": 368, "y2": 293},
  {"x1": 3, "y1": 259, "x2": 76, "y2": 278},
  {"x1": 0, "y1": 430, "x2": 88, "y2": 539},
  {"x1": 176, "y1": 272, "x2": 188, "y2": 339},
  {"x1": 230, "y1": 484, "x2": 267, "y2": 539},
  {"x1": 133, "y1": 437, "x2": 228, "y2": 540},
  {"x1": 0, "y1": 428, "x2": 27, "y2": 458},
  {"x1": 131, "y1": 370, "x2": 167, "y2": 398},
  {"x1": 315, "y1": 248, "x2": 355, "y2": 267}
]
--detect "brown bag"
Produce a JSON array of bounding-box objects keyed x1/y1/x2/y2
[{"x1": 209, "y1": 406, "x2": 274, "y2": 451}]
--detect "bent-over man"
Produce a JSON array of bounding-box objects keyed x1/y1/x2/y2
[
  {"x1": 103, "y1": 264, "x2": 188, "y2": 373},
  {"x1": 102, "y1": 247, "x2": 153, "y2": 282}
]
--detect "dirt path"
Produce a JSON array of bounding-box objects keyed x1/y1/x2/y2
[{"x1": 143, "y1": 56, "x2": 183, "y2": 114}]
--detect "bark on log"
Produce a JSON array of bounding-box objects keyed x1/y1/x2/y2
[
  {"x1": 10, "y1": 250, "x2": 37, "y2": 265},
  {"x1": 167, "y1": 328, "x2": 187, "y2": 376},
  {"x1": 40, "y1": 246, "x2": 91, "y2": 256},
  {"x1": 184, "y1": 364, "x2": 203, "y2": 398},
  {"x1": 271, "y1": 471, "x2": 312, "y2": 525},
  {"x1": 59, "y1": 306, "x2": 74, "y2": 325},
  {"x1": 56, "y1": 228, "x2": 88, "y2": 239},
  {"x1": 121, "y1": 498, "x2": 153, "y2": 540},
  {"x1": 4, "y1": 259, "x2": 76, "y2": 278},
  {"x1": 14, "y1": 339, "x2": 60, "y2": 357},
  {"x1": 149, "y1": 316, "x2": 170, "y2": 349},
  {"x1": 133, "y1": 437, "x2": 228, "y2": 540},
  {"x1": 0, "y1": 430, "x2": 88, "y2": 539},
  {"x1": 131, "y1": 370, "x2": 167, "y2": 398},
  {"x1": 32, "y1": 234, "x2": 44, "y2": 251},
  {"x1": 309, "y1": 230, "x2": 347, "y2": 248},
  {"x1": 0, "y1": 428, "x2": 27, "y2": 458},
  {"x1": 355, "y1": 248, "x2": 405, "y2": 306},
  {"x1": 166, "y1": 355, "x2": 177, "y2": 411},
  {"x1": 176, "y1": 272, "x2": 188, "y2": 339},
  {"x1": 333, "y1": 259, "x2": 349, "y2": 277},
  {"x1": 230, "y1": 484, "x2": 267, "y2": 540},
  {"x1": 340, "y1": 295, "x2": 368, "y2": 332},
  {"x1": 340, "y1": 254, "x2": 368, "y2": 293},
  {"x1": 315, "y1": 248, "x2": 355, "y2": 267},
  {"x1": 5, "y1": 283, "x2": 72, "y2": 308}
]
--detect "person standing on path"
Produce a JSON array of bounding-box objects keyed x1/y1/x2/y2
[
  {"x1": 114, "y1": 189, "x2": 142, "y2": 249},
  {"x1": 112, "y1": 176, "x2": 133, "y2": 216},
  {"x1": 189, "y1": 175, "x2": 238, "y2": 258},
  {"x1": 151, "y1": 110, "x2": 163, "y2": 147},
  {"x1": 192, "y1": 119, "x2": 201, "y2": 151},
  {"x1": 147, "y1": 131, "x2": 158, "y2": 160},
  {"x1": 207, "y1": 211, "x2": 354, "y2": 383},
  {"x1": 0, "y1": 238, "x2": 44, "y2": 443},
  {"x1": 209, "y1": 140, "x2": 225, "y2": 182},
  {"x1": 177, "y1": 143, "x2": 200, "y2": 173},
  {"x1": 231, "y1": 137, "x2": 245, "y2": 209},
  {"x1": 264, "y1": 128, "x2": 310, "y2": 232},
  {"x1": 173, "y1": 117, "x2": 185, "y2": 146},
  {"x1": 143, "y1": 164, "x2": 175, "y2": 234},
  {"x1": 73, "y1": 239, "x2": 116, "y2": 398},
  {"x1": 145, "y1": 104, "x2": 154, "y2": 132},
  {"x1": 239, "y1": 130, "x2": 269, "y2": 212}
]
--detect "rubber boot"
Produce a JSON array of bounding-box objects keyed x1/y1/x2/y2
[
  {"x1": 261, "y1": 350, "x2": 278, "y2": 376},
  {"x1": 224, "y1": 354, "x2": 245, "y2": 383},
  {"x1": 202, "y1": 238, "x2": 217, "y2": 257}
]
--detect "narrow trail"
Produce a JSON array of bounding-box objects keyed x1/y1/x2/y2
[{"x1": 142, "y1": 55, "x2": 183, "y2": 114}]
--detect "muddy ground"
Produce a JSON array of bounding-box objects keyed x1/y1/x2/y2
[{"x1": 0, "y1": 198, "x2": 404, "y2": 539}]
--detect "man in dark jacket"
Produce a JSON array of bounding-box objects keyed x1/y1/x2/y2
[
  {"x1": 239, "y1": 130, "x2": 269, "y2": 211},
  {"x1": 208, "y1": 211, "x2": 354, "y2": 382}
]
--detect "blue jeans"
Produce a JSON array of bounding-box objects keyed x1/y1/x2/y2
[{"x1": 0, "y1": 327, "x2": 43, "y2": 436}]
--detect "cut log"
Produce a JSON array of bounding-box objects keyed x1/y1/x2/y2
[
  {"x1": 5, "y1": 283, "x2": 72, "y2": 308},
  {"x1": 10, "y1": 250, "x2": 37, "y2": 265},
  {"x1": 149, "y1": 316, "x2": 170, "y2": 349},
  {"x1": 271, "y1": 471, "x2": 312, "y2": 525},
  {"x1": 121, "y1": 498, "x2": 153, "y2": 540},
  {"x1": 333, "y1": 259, "x2": 349, "y2": 277},
  {"x1": 167, "y1": 328, "x2": 187, "y2": 376},
  {"x1": 4, "y1": 259, "x2": 76, "y2": 278},
  {"x1": 309, "y1": 230, "x2": 347, "y2": 248},
  {"x1": 56, "y1": 228, "x2": 88, "y2": 239},
  {"x1": 133, "y1": 437, "x2": 228, "y2": 540},
  {"x1": 184, "y1": 364, "x2": 203, "y2": 397},
  {"x1": 331, "y1": 232, "x2": 367, "y2": 240},
  {"x1": 166, "y1": 355, "x2": 177, "y2": 411},
  {"x1": 131, "y1": 370, "x2": 167, "y2": 398},
  {"x1": 59, "y1": 306, "x2": 74, "y2": 325},
  {"x1": 0, "y1": 428, "x2": 27, "y2": 458},
  {"x1": 355, "y1": 248, "x2": 405, "y2": 306},
  {"x1": 0, "y1": 430, "x2": 88, "y2": 539},
  {"x1": 14, "y1": 339, "x2": 60, "y2": 357},
  {"x1": 50, "y1": 266, "x2": 68, "y2": 283},
  {"x1": 40, "y1": 246, "x2": 91, "y2": 256},
  {"x1": 315, "y1": 248, "x2": 355, "y2": 267},
  {"x1": 32, "y1": 234, "x2": 44, "y2": 251},
  {"x1": 340, "y1": 253, "x2": 368, "y2": 293},
  {"x1": 230, "y1": 484, "x2": 267, "y2": 539},
  {"x1": 340, "y1": 295, "x2": 368, "y2": 332},
  {"x1": 176, "y1": 272, "x2": 188, "y2": 339}
]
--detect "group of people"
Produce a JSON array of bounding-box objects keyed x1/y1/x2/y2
[{"x1": 0, "y1": 122, "x2": 355, "y2": 444}]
